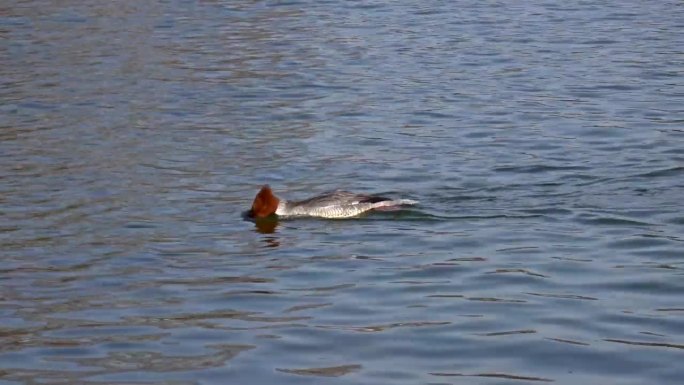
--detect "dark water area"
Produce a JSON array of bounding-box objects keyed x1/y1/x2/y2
[{"x1": 1, "y1": 1, "x2": 683, "y2": 384}]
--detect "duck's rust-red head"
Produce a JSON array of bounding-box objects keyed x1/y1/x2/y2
[{"x1": 250, "y1": 185, "x2": 280, "y2": 218}]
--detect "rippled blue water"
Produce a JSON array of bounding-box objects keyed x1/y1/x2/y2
[{"x1": 2, "y1": 1, "x2": 683, "y2": 384}]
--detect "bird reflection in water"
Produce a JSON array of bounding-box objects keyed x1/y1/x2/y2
[
  {"x1": 255, "y1": 218, "x2": 280, "y2": 247},
  {"x1": 244, "y1": 211, "x2": 281, "y2": 247},
  {"x1": 251, "y1": 214, "x2": 278, "y2": 233},
  {"x1": 262, "y1": 236, "x2": 280, "y2": 248}
]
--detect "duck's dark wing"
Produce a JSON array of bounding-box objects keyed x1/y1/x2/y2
[{"x1": 359, "y1": 195, "x2": 392, "y2": 204}]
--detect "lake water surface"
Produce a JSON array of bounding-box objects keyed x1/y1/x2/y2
[{"x1": 1, "y1": 1, "x2": 683, "y2": 384}]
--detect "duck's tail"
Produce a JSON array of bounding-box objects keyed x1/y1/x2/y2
[{"x1": 371, "y1": 199, "x2": 419, "y2": 210}]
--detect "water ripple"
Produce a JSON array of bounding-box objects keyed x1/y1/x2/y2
[{"x1": 2, "y1": 0, "x2": 683, "y2": 384}]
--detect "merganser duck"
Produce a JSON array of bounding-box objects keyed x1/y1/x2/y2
[{"x1": 249, "y1": 185, "x2": 418, "y2": 219}]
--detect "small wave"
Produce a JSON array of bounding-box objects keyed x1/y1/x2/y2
[
  {"x1": 631, "y1": 166, "x2": 684, "y2": 179},
  {"x1": 493, "y1": 165, "x2": 590, "y2": 173},
  {"x1": 605, "y1": 339, "x2": 684, "y2": 350},
  {"x1": 277, "y1": 364, "x2": 361, "y2": 377},
  {"x1": 431, "y1": 372, "x2": 553, "y2": 382}
]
